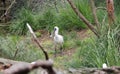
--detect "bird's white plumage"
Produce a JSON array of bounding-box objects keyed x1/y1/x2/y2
[
  {"x1": 50, "y1": 26, "x2": 64, "y2": 56},
  {"x1": 53, "y1": 26, "x2": 64, "y2": 45},
  {"x1": 54, "y1": 34, "x2": 63, "y2": 44}
]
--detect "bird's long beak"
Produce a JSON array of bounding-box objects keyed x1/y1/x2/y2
[
  {"x1": 53, "y1": 28, "x2": 56, "y2": 34},
  {"x1": 54, "y1": 28, "x2": 56, "y2": 32}
]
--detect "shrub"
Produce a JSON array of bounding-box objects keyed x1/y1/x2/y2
[
  {"x1": 10, "y1": 0, "x2": 94, "y2": 35},
  {"x1": 37, "y1": 9, "x2": 55, "y2": 31},
  {"x1": 9, "y1": 8, "x2": 56, "y2": 35}
]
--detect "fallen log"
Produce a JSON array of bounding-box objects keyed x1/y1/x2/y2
[
  {"x1": 0, "y1": 58, "x2": 20, "y2": 65},
  {"x1": 1, "y1": 58, "x2": 120, "y2": 74},
  {"x1": 0, "y1": 58, "x2": 55, "y2": 74}
]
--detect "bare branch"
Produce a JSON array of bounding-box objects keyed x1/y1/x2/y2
[
  {"x1": 106, "y1": 0, "x2": 115, "y2": 26},
  {"x1": 26, "y1": 23, "x2": 49, "y2": 60},
  {"x1": 66, "y1": 0, "x2": 99, "y2": 37},
  {"x1": 0, "y1": 0, "x2": 16, "y2": 20},
  {"x1": 3, "y1": 60, "x2": 56, "y2": 74},
  {"x1": 13, "y1": 46, "x2": 19, "y2": 59}
]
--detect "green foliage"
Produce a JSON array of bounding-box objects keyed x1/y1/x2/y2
[
  {"x1": 0, "y1": 36, "x2": 18, "y2": 58},
  {"x1": 94, "y1": 0, "x2": 120, "y2": 14},
  {"x1": 0, "y1": 36, "x2": 44, "y2": 62},
  {"x1": 6, "y1": 0, "x2": 120, "y2": 36},
  {"x1": 68, "y1": 23, "x2": 120, "y2": 68},
  {"x1": 35, "y1": 32, "x2": 41, "y2": 37},
  {"x1": 114, "y1": 0, "x2": 120, "y2": 14},
  {"x1": 94, "y1": 0, "x2": 105, "y2": 7},
  {"x1": 54, "y1": 0, "x2": 91, "y2": 31},
  {"x1": 63, "y1": 31, "x2": 78, "y2": 49},
  {"x1": 97, "y1": 9, "x2": 107, "y2": 24},
  {"x1": 37, "y1": 10, "x2": 55, "y2": 30},
  {"x1": 1, "y1": 0, "x2": 120, "y2": 71},
  {"x1": 9, "y1": 0, "x2": 94, "y2": 35},
  {"x1": 9, "y1": 8, "x2": 36, "y2": 35},
  {"x1": 9, "y1": 8, "x2": 56, "y2": 35}
]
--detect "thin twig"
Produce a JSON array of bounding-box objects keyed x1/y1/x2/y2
[
  {"x1": 0, "y1": 0, "x2": 16, "y2": 20},
  {"x1": 13, "y1": 46, "x2": 19, "y2": 59}
]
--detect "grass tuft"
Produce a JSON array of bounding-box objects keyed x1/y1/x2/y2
[{"x1": 67, "y1": 23, "x2": 120, "y2": 68}]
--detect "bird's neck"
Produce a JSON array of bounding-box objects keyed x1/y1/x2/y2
[{"x1": 55, "y1": 30, "x2": 59, "y2": 36}]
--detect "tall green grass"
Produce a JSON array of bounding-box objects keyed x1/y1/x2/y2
[
  {"x1": 54, "y1": 0, "x2": 92, "y2": 31},
  {"x1": 68, "y1": 23, "x2": 120, "y2": 68},
  {"x1": 9, "y1": 8, "x2": 56, "y2": 35},
  {"x1": 9, "y1": 8, "x2": 36, "y2": 35}
]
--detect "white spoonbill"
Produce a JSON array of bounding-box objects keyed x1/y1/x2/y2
[{"x1": 51, "y1": 26, "x2": 64, "y2": 56}]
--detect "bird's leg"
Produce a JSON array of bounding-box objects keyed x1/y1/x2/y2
[
  {"x1": 60, "y1": 44, "x2": 63, "y2": 55},
  {"x1": 54, "y1": 45, "x2": 57, "y2": 57},
  {"x1": 60, "y1": 46, "x2": 62, "y2": 54}
]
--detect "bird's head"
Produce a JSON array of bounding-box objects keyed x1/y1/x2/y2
[
  {"x1": 54, "y1": 26, "x2": 59, "y2": 31},
  {"x1": 54, "y1": 26, "x2": 59, "y2": 34}
]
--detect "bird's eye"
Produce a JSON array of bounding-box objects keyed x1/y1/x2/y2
[{"x1": 54, "y1": 28, "x2": 56, "y2": 31}]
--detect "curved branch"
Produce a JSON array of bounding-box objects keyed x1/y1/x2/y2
[{"x1": 67, "y1": 0, "x2": 99, "y2": 37}]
